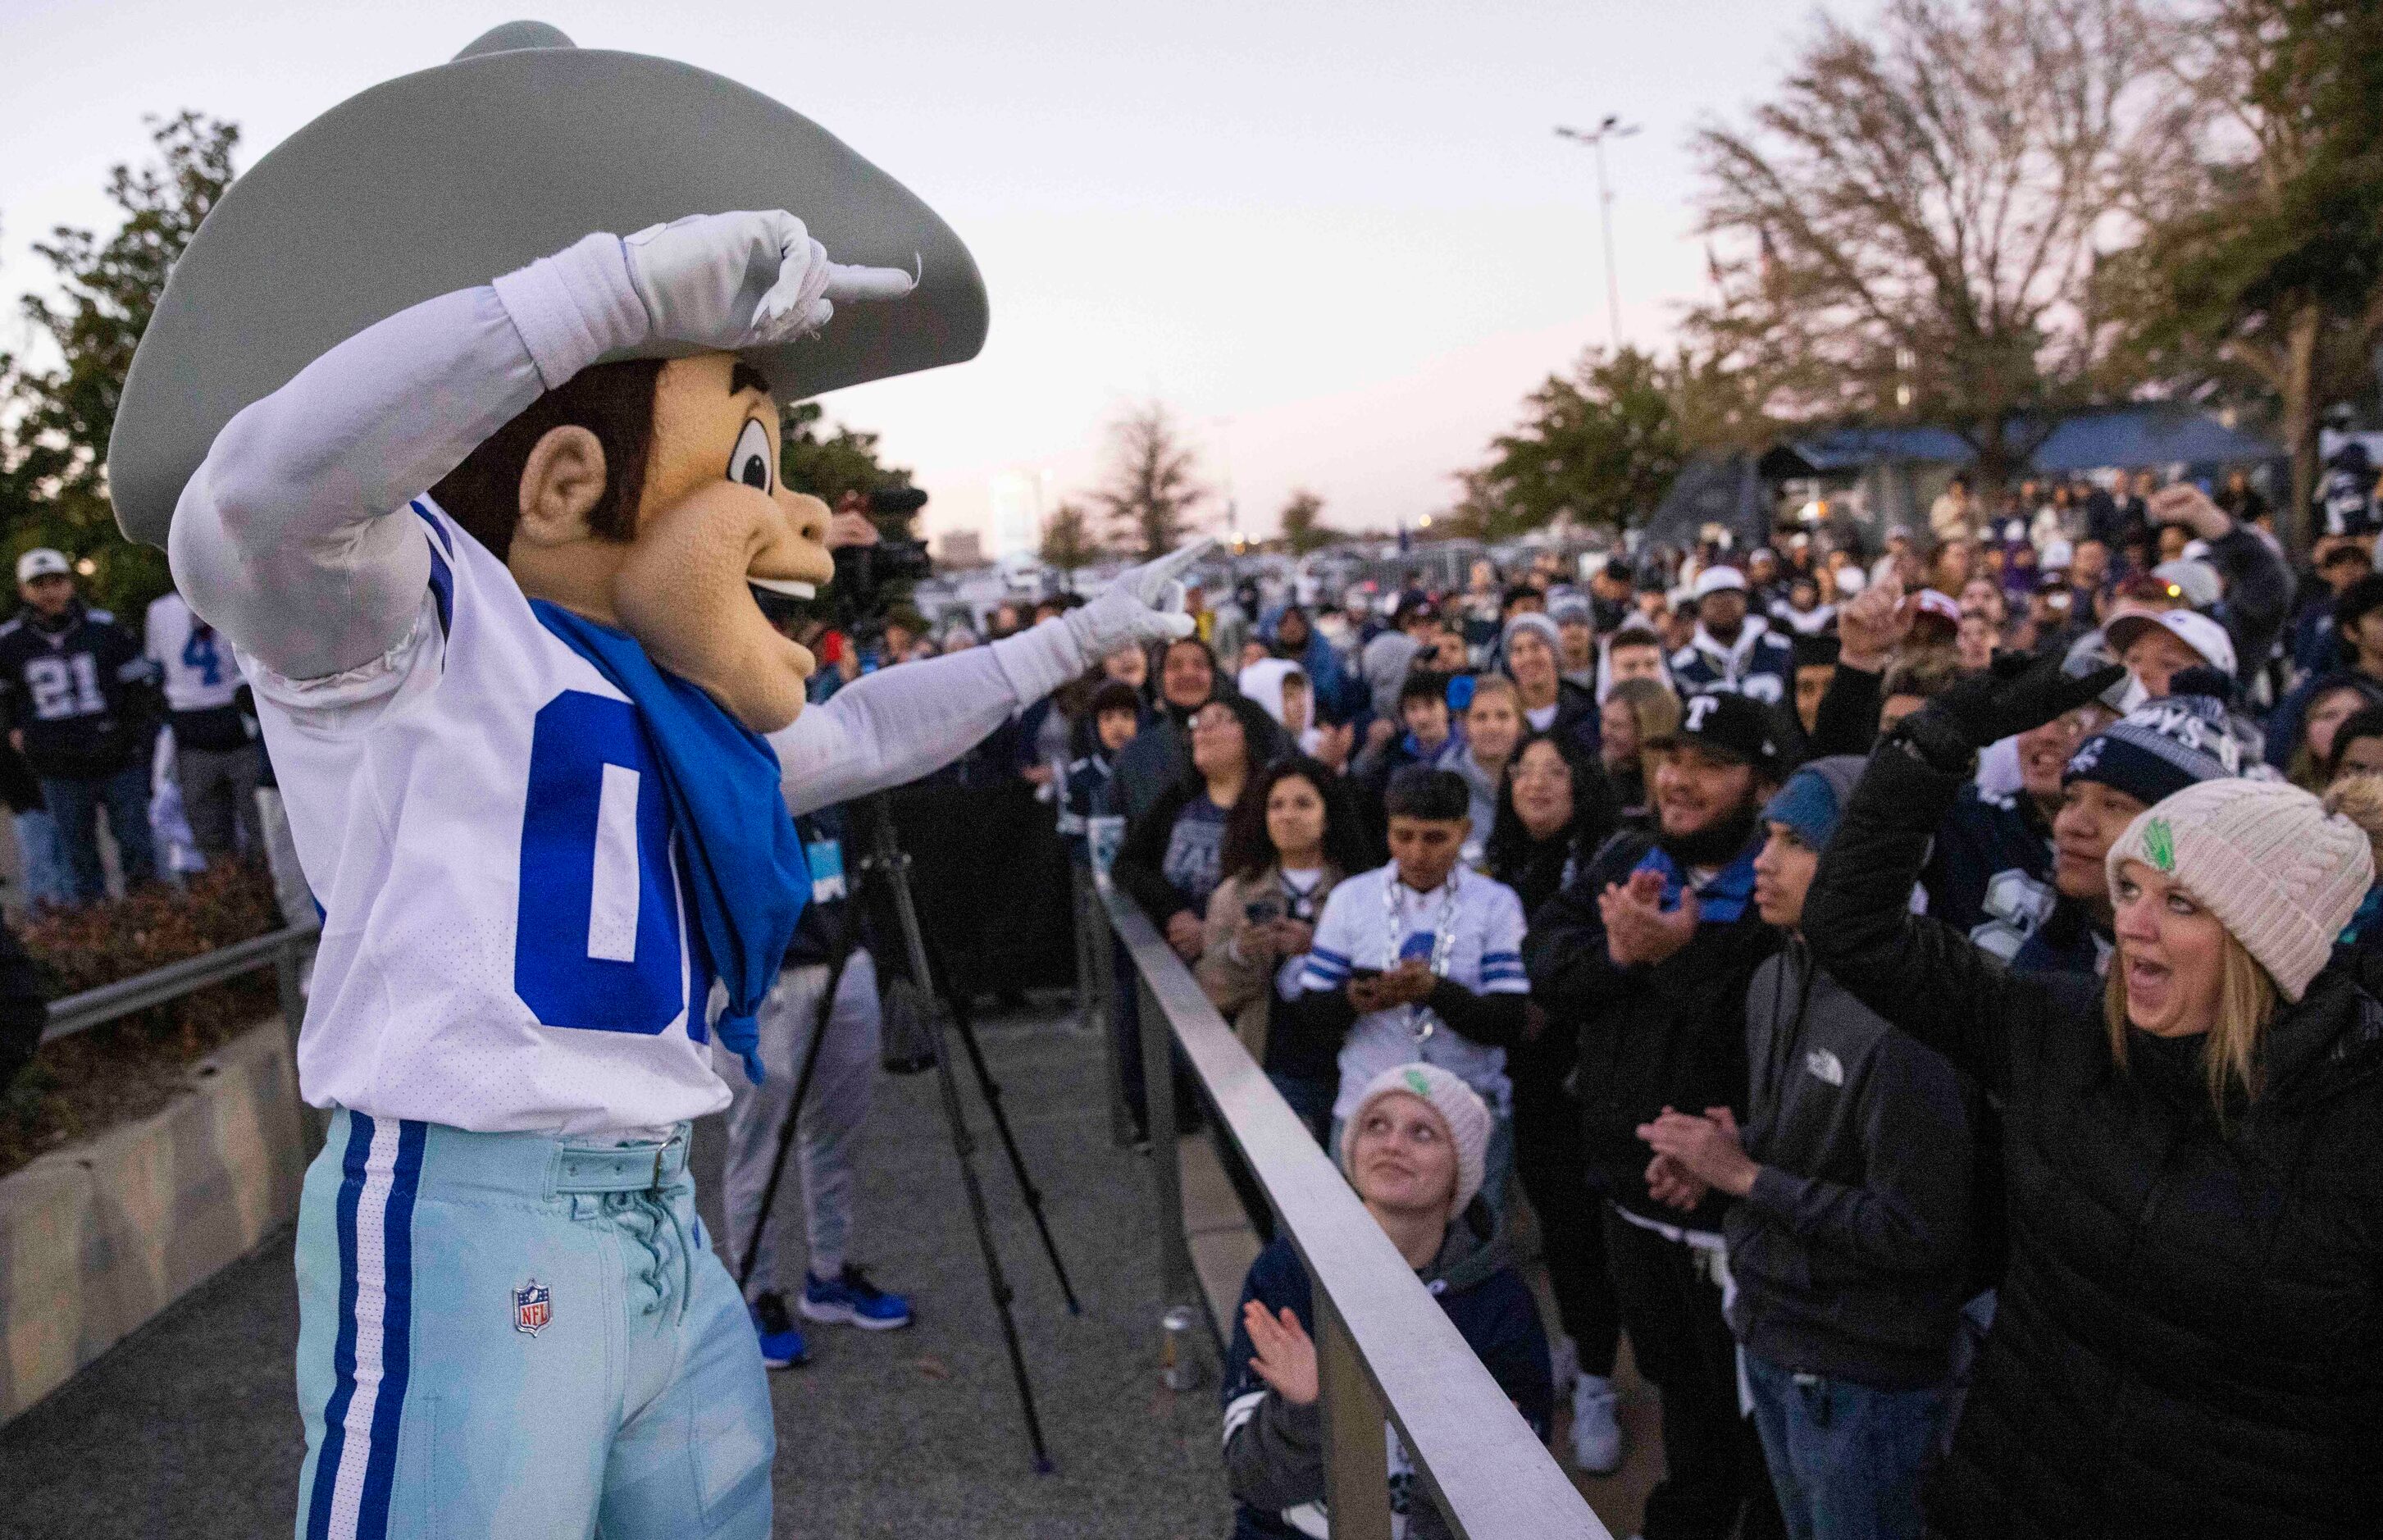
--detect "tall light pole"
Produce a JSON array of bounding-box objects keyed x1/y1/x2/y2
[{"x1": 1555, "y1": 116, "x2": 1640, "y2": 350}]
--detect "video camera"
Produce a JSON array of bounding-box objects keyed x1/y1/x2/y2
[{"x1": 832, "y1": 485, "x2": 934, "y2": 638}]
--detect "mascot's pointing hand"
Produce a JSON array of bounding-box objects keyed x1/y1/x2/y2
[
  {"x1": 1064, "y1": 539, "x2": 1214, "y2": 661},
  {"x1": 623, "y1": 210, "x2": 917, "y2": 350}
]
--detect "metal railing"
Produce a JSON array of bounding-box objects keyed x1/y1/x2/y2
[
  {"x1": 1093, "y1": 878, "x2": 1608, "y2": 1540},
  {"x1": 39, "y1": 923, "x2": 321, "y2": 1142}
]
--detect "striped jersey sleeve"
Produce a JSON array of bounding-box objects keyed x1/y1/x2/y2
[
  {"x1": 1477, "y1": 883, "x2": 1529, "y2": 996},
  {"x1": 1297, "y1": 876, "x2": 1365, "y2": 994}
]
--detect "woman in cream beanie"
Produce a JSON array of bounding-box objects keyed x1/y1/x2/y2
[{"x1": 1801, "y1": 645, "x2": 2383, "y2": 1540}]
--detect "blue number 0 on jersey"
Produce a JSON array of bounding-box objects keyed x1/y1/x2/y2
[{"x1": 514, "y1": 690, "x2": 687, "y2": 1034}]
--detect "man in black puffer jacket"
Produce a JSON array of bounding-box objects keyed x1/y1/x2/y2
[
  {"x1": 1524, "y1": 691, "x2": 1788, "y2": 1540},
  {"x1": 1802, "y1": 654, "x2": 2383, "y2": 1540}
]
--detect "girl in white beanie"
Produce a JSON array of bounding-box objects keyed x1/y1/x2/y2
[
  {"x1": 1802, "y1": 648, "x2": 2383, "y2": 1540},
  {"x1": 1219, "y1": 1064, "x2": 1551, "y2": 1540}
]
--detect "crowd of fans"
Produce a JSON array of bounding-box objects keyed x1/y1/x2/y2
[
  {"x1": 1026, "y1": 460, "x2": 2383, "y2": 1540},
  {"x1": 10, "y1": 449, "x2": 2383, "y2": 1534},
  {"x1": 0, "y1": 548, "x2": 270, "y2": 910}
]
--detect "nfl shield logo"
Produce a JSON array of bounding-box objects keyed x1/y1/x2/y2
[{"x1": 513, "y1": 1278, "x2": 552, "y2": 1337}]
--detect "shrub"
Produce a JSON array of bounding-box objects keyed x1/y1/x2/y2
[{"x1": 2, "y1": 862, "x2": 285, "y2": 1176}]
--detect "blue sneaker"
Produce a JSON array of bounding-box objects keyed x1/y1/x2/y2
[
  {"x1": 750, "y1": 1291, "x2": 809, "y2": 1369},
  {"x1": 800, "y1": 1265, "x2": 913, "y2": 1330}
]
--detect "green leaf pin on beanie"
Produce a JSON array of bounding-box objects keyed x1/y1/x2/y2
[
  {"x1": 1404, "y1": 1068, "x2": 1433, "y2": 1097},
  {"x1": 2144, "y1": 817, "x2": 2176, "y2": 873}
]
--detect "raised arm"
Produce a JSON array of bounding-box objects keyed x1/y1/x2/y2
[
  {"x1": 1802, "y1": 654, "x2": 2116, "y2": 1099},
  {"x1": 169, "y1": 235, "x2": 647, "y2": 680},
  {"x1": 772, "y1": 542, "x2": 1207, "y2": 816},
  {"x1": 171, "y1": 210, "x2": 907, "y2": 683}
]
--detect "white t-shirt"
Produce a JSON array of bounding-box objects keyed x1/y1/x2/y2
[
  {"x1": 242, "y1": 499, "x2": 722, "y2": 1135},
  {"x1": 145, "y1": 591, "x2": 242, "y2": 713},
  {"x1": 1300, "y1": 863, "x2": 1529, "y2": 1119}
]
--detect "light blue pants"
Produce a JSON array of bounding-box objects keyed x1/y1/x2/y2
[{"x1": 292, "y1": 1109, "x2": 773, "y2": 1540}]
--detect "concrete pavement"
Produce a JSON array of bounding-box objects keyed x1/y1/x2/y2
[{"x1": 0, "y1": 995, "x2": 1232, "y2": 1539}]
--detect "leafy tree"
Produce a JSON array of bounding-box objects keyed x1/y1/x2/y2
[
  {"x1": 2105, "y1": 0, "x2": 2383, "y2": 542},
  {"x1": 1684, "y1": 0, "x2": 2172, "y2": 493},
  {"x1": 1276, "y1": 489, "x2": 1342, "y2": 554},
  {"x1": 777, "y1": 400, "x2": 913, "y2": 507},
  {"x1": 4, "y1": 112, "x2": 237, "y2": 614},
  {"x1": 1090, "y1": 403, "x2": 1208, "y2": 560},
  {"x1": 1451, "y1": 347, "x2": 1687, "y2": 538},
  {"x1": 1038, "y1": 499, "x2": 1102, "y2": 580}
]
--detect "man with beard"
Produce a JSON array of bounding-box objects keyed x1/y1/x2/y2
[
  {"x1": 1115, "y1": 635, "x2": 1219, "y2": 822},
  {"x1": 1668, "y1": 567, "x2": 1796, "y2": 708},
  {"x1": 1524, "y1": 692, "x2": 1788, "y2": 1540}
]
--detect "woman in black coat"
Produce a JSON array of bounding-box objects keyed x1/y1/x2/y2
[
  {"x1": 1802, "y1": 657, "x2": 2383, "y2": 1540},
  {"x1": 1483, "y1": 731, "x2": 1624, "y2": 1473}
]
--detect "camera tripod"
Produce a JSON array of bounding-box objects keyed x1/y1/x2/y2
[{"x1": 734, "y1": 790, "x2": 1078, "y2": 1474}]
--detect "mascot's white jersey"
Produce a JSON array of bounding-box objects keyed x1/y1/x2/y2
[{"x1": 243, "y1": 498, "x2": 725, "y2": 1134}]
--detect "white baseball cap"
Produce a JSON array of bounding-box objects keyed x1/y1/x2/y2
[
  {"x1": 2152, "y1": 558, "x2": 2223, "y2": 611},
  {"x1": 1691, "y1": 566, "x2": 1747, "y2": 600},
  {"x1": 2104, "y1": 608, "x2": 2237, "y2": 679},
  {"x1": 16, "y1": 549, "x2": 71, "y2": 585}
]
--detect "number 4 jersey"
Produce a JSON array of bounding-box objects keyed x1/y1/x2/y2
[
  {"x1": 145, "y1": 591, "x2": 255, "y2": 753},
  {"x1": 241, "y1": 499, "x2": 733, "y2": 1134}
]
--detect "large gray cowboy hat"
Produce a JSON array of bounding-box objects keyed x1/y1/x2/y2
[{"x1": 108, "y1": 20, "x2": 988, "y2": 545}]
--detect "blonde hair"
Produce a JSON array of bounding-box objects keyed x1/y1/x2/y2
[
  {"x1": 2104, "y1": 930, "x2": 2276, "y2": 1115},
  {"x1": 2102, "y1": 772, "x2": 2383, "y2": 1116},
  {"x1": 2323, "y1": 770, "x2": 2383, "y2": 878},
  {"x1": 1607, "y1": 677, "x2": 1681, "y2": 787},
  {"x1": 1466, "y1": 675, "x2": 1520, "y2": 715}
]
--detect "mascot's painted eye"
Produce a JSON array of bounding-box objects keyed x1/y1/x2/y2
[{"x1": 729, "y1": 418, "x2": 774, "y2": 492}]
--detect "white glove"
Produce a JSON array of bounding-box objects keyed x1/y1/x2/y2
[
  {"x1": 621, "y1": 210, "x2": 915, "y2": 351},
  {"x1": 1064, "y1": 539, "x2": 1215, "y2": 662}
]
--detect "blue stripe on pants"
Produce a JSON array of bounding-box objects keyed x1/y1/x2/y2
[
  {"x1": 306, "y1": 1113, "x2": 375, "y2": 1540},
  {"x1": 303, "y1": 1114, "x2": 425, "y2": 1540},
  {"x1": 358, "y1": 1119, "x2": 426, "y2": 1538}
]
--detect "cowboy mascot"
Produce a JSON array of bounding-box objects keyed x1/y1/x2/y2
[{"x1": 110, "y1": 23, "x2": 1200, "y2": 1538}]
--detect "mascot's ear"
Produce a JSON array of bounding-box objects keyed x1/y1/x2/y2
[{"x1": 516, "y1": 426, "x2": 609, "y2": 546}]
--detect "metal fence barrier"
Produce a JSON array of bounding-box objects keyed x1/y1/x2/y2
[
  {"x1": 39, "y1": 923, "x2": 321, "y2": 1144},
  {"x1": 1094, "y1": 877, "x2": 1609, "y2": 1540}
]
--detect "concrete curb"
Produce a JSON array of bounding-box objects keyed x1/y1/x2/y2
[{"x1": 0, "y1": 1018, "x2": 307, "y2": 1425}]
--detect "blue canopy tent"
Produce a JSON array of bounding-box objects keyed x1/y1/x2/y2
[
  {"x1": 2028, "y1": 406, "x2": 2279, "y2": 474},
  {"x1": 1758, "y1": 406, "x2": 2278, "y2": 479}
]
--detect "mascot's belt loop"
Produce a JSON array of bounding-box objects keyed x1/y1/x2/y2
[{"x1": 546, "y1": 1132, "x2": 688, "y2": 1196}]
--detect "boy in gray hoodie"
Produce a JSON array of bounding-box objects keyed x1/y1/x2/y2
[{"x1": 1639, "y1": 756, "x2": 1976, "y2": 1540}]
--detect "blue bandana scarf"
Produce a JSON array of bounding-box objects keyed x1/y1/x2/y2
[
  {"x1": 1630, "y1": 841, "x2": 1761, "y2": 924},
  {"x1": 532, "y1": 602, "x2": 807, "y2": 1083}
]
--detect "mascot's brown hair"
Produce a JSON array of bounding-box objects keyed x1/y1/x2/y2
[{"x1": 431, "y1": 359, "x2": 666, "y2": 560}]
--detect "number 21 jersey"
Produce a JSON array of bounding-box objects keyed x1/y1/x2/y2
[{"x1": 240, "y1": 499, "x2": 727, "y2": 1134}]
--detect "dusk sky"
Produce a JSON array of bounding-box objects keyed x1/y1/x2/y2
[{"x1": 2, "y1": 1, "x2": 1870, "y2": 553}]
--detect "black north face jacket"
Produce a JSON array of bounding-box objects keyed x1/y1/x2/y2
[{"x1": 1803, "y1": 741, "x2": 2383, "y2": 1540}]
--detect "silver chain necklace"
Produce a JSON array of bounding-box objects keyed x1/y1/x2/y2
[{"x1": 1381, "y1": 867, "x2": 1463, "y2": 1042}]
